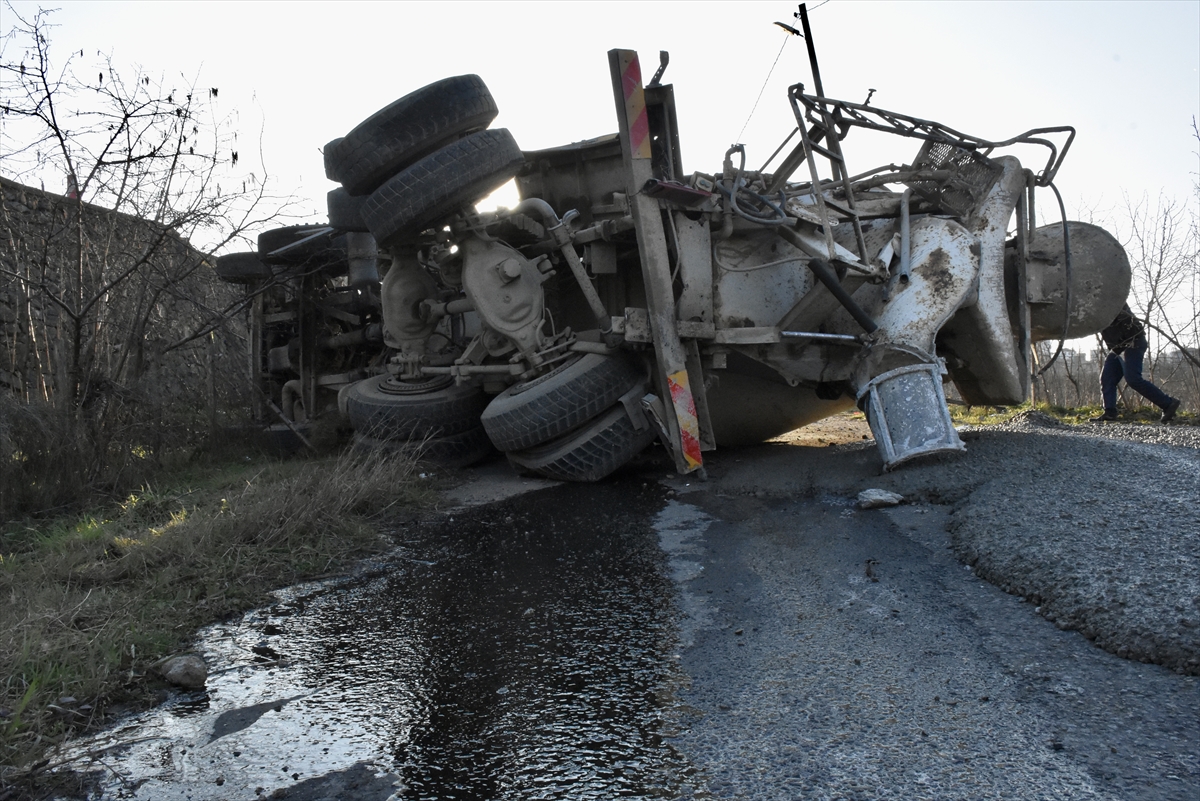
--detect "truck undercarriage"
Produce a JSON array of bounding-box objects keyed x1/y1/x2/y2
[{"x1": 214, "y1": 8, "x2": 1130, "y2": 479}]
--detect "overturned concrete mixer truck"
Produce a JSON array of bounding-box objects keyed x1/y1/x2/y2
[{"x1": 213, "y1": 11, "x2": 1130, "y2": 481}]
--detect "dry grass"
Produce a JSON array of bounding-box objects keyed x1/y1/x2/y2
[
  {"x1": 0, "y1": 446, "x2": 431, "y2": 786},
  {"x1": 950, "y1": 400, "x2": 1197, "y2": 427}
]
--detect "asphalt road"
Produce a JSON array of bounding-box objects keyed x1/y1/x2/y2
[{"x1": 658, "y1": 490, "x2": 1197, "y2": 799}]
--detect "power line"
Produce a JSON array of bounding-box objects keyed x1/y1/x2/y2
[
  {"x1": 735, "y1": 1, "x2": 833, "y2": 146},
  {"x1": 736, "y1": 34, "x2": 790, "y2": 146}
]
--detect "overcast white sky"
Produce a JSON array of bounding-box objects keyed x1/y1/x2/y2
[{"x1": 5, "y1": 0, "x2": 1197, "y2": 227}]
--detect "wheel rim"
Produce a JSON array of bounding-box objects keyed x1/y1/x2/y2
[{"x1": 377, "y1": 374, "x2": 454, "y2": 396}]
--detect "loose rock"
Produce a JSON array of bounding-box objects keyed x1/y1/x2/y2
[
  {"x1": 857, "y1": 488, "x2": 905, "y2": 509},
  {"x1": 157, "y1": 654, "x2": 208, "y2": 689}
]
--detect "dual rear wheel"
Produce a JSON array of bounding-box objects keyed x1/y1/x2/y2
[
  {"x1": 340, "y1": 375, "x2": 494, "y2": 469},
  {"x1": 324, "y1": 74, "x2": 520, "y2": 246},
  {"x1": 340, "y1": 353, "x2": 655, "y2": 479},
  {"x1": 331, "y1": 78, "x2": 654, "y2": 479},
  {"x1": 481, "y1": 353, "x2": 656, "y2": 481}
]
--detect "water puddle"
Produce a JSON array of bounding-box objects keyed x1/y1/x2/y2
[{"x1": 49, "y1": 478, "x2": 700, "y2": 800}]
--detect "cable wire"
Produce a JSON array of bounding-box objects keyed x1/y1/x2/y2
[{"x1": 736, "y1": 34, "x2": 790, "y2": 145}]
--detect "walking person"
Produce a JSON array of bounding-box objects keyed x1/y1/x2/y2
[{"x1": 1091, "y1": 303, "x2": 1181, "y2": 423}]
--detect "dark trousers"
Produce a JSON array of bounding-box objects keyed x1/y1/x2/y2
[{"x1": 1101, "y1": 336, "x2": 1173, "y2": 410}]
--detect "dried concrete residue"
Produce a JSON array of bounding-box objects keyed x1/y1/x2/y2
[
  {"x1": 439, "y1": 459, "x2": 559, "y2": 511},
  {"x1": 654, "y1": 500, "x2": 717, "y2": 648},
  {"x1": 947, "y1": 424, "x2": 1200, "y2": 674},
  {"x1": 857, "y1": 488, "x2": 905, "y2": 508}
]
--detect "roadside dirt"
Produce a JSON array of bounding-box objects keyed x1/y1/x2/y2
[{"x1": 766, "y1": 410, "x2": 873, "y2": 447}]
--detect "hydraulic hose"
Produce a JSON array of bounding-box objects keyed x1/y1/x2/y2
[
  {"x1": 1034, "y1": 182, "x2": 1073, "y2": 377},
  {"x1": 718, "y1": 144, "x2": 789, "y2": 226},
  {"x1": 513, "y1": 198, "x2": 613, "y2": 337}
]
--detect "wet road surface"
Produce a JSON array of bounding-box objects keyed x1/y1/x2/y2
[
  {"x1": 45, "y1": 457, "x2": 1200, "y2": 800},
  {"x1": 50, "y1": 476, "x2": 692, "y2": 800}
]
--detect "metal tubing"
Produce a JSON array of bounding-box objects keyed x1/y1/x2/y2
[
  {"x1": 263, "y1": 396, "x2": 315, "y2": 451},
  {"x1": 789, "y1": 88, "x2": 1075, "y2": 187},
  {"x1": 321, "y1": 330, "x2": 366, "y2": 350},
  {"x1": 569, "y1": 340, "x2": 622, "y2": 355},
  {"x1": 775, "y1": 225, "x2": 878, "y2": 333},
  {"x1": 780, "y1": 331, "x2": 861, "y2": 343},
  {"x1": 759, "y1": 126, "x2": 799, "y2": 175},
  {"x1": 421, "y1": 296, "x2": 475, "y2": 321},
  {"x1": 573, "y1": 216, "x2": 637, "y2": 245},
  {"x1": 445, "y1": 297, "x2": 475, "y2": 315},
  {"x1": 899, "y1": 188, "x2": 912, "y2": 284},
  {"x1": 715, "y1": 200, "x2": 735, "y2": 240},
  {"x1": 280, "y1": 379, "x2": 302, "y2": 422},
  {"x1": 513, "y1": 198, "x2": 611, "y2": 332},
  {"x1": 262, "y1": 226, "x2": 334, "y2": 260},
  {"x1": 1028, "y1": 180, "x2": 1036, "y2": 231},
  {"x1": 1034, "y1": 182, "x2": 1074, "y2": 377},
  {"x1": 421, "y1": 364, "x2": 523, "y2": 376},
  {"x1": 513, "y1": 197, "x2": 562, "y2": 230},
  {"x1": 320, "y1": 323, "x2": 382, "y2": 350}
]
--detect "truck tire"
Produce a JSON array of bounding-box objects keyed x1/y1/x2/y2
[
  {"x1": 213, "y1": 252, "x2": 271, "y2": 284},
  {"x1": 327, "y1": 187, "x2": 369, "y2": 232},
  {"x1": 322, "y1": 137, "x2": 344, "y2": 182},
  {"x1": 362, "y1": 128, "x2": 524, "y2": 248},
  {"x1": 505, "y1": 399, "x2": 656, "y2": 482},
  {"x1": 327, "y1": 75, "x2": 498, "y2": 195},
  {"x1": 258, "y1": 225, "x2": 339, "y2": 266},
  {"x1": 352, "y1": 425, "x2": 494, "y2": 468},
  {"x1": 481, "y1": 353, "x2": 643, "y2": 452},
  {"x1": 342, "y1": 374, "x2": 488, "y2": 440}
]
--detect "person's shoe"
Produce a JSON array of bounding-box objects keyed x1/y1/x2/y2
[
  {"x1": 1090, "y1": 409, "x2": 1118, "y2": 423},
  {"x1": 1161, "y1": 398, "x2": 1181, "y2": 423}
]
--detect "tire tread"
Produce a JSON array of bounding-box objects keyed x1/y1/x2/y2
[
  {"x1": 343, "y1": 376, "x2": 488, "y2": 440},
  {"x1": 362, "y1": 128, "x2": 524, "y2": 247},
  {"x1": 481, "y1": 354, "x2": 642, "y2": 452},
  {"x1": 506, "y1": 402, "x2": 655, "y2": 482},
  {"x1": 328, "y1": 75, "x2": 498, "y2": 195}
]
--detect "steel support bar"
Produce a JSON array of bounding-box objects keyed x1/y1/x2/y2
[
  {"x1": 250, "y1": 290, "x2": 265, "y2": 423},
  {"x1": 608, "y1": 49, "x2": 703, "y2": 474},
  {"x1": 807, "y1": 258, "x2": 877, "y2": 333},
  {"x1": 789, "y1": 90, "x2": 1075, "y2": 186},
  {"x1": 778, "y1": 226, "x2": 879, "y2": 334},
  {"x1": 780, "y1": 331, "x2": 862, "y2": 343}
]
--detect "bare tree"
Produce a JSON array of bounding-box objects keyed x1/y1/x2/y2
[
  {"x1": 1117, "y1": 180, "x2": 1200, "y2": 410},
  {"x1": 0, "y1": 5, "x2": 295, "y2": 505},
  {"x1": 0, "y1": 5, "x2": 293, "y2": 400}
]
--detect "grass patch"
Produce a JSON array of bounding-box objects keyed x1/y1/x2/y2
[
  {"x1": 0, "y1": 445, "x2": 433, "y2": 786},
  {"x1": 949, "y1": 401, "x2": 1092, "y2": 426},
  {"x1": 950, "y1": 401, "x2": 1196, "y2": 427}
]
